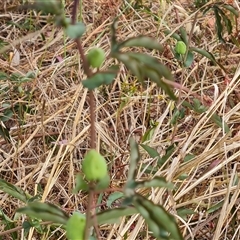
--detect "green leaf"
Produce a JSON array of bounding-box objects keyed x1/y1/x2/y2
[
  {"x1": 95, "y1": 207, "x2": 138, "y2": 224},
  {"x1": 1, "y1": 109, "x2": 13, "y2": 122},
  {"x1": 182, "y1": 100, "x2": 193, "y2": 109},
  {"x1": 112, "y1": 53, "x2": 143, "y2": 83},
  {"x1": 171, "y1": 109, "x2": 180, "y2": 125},
  {"x1": 140, "y1": 144, "x2": 160, "y2": 159},
  {"x1": 125, "y1": 138, "x2": 141, "y2": 193},
  {"x1": 179, "y1": 27, "x2": 188, "y2": 45},
  {"x1": 0, "y1": 124, "x2": 10, "y2": 142},
  {"x1": 134, "y1": 177, "x2": 174, "y2": 189},
  {"x1": 158, "y1": 144, "x2": 175, "y2": 166},
  {"x1": 72, "y1": 174, "x2": 89, "y2": 193},
  {"x1": 177, "y1": 208, "x2": 195, "y2": 221},
  {"x1": 17, "y1": 202, "x2": 69, "y2": 224},
  {"x1": 133, "y1": 194, "x2": 184, "y2": 240},
  {"x1": 207, "y1": 200, "x2": 224, "y2": 214},
  {"x1": 164, "y1": 30, "x2": 182, "y2": 41},
  {"x1": 195, "y1": 0, "x2": 208, "y2": 8},
  {"x1": 0, "y1": 71, "x2": 8, "y2": 80},
  {"x1": 118, "y1": 36, "x2": 163, "y2": 51},
  {"x1": 82, "y1": 65, "x2": 119, "y2": 90},
  {"x1": 141, "y1": 125, "x2": 157, "y2": 142},
  {"x1": 189, "y1": 47, "x2": 226, "y2": 72},
  {"x1": 110, "y1": 18, "x2": 119, "y2": 52},
  {"x1": 193, "y1": 98, "x2": 207, "y2": 113},
  {"x1": 65, "y1": 22, "x2": 86, "y2": 39},
  {"x1": 113, "y1": 52, "x2": 176, "y2": 99},
  {"x1": 178, "y1": 173, "x2": 188, "y2": 180},
  {"x1": 33, "y1": 0, "x2": 64, "y2": 15},
  {"x1": 1, "y1": 209, "x2": 18, "y2": 239},
  {"x1": 211, "y1": 113, "x2": 230, "y2": 133},
  {"x1": 142, "y1": 66, "x2": 176, "y2": 100},
  {"x1": 184, "y1": 51, "x2": 194, "y2": 67},
  {"x1": 0, "y1": 179, "x2": 29, "y2": 203},
  {"x1": 190, "y1": 47, "x2": 216, "y2": 62},
  {"x1": 217, "y1": 7, "x2": 232, "y2": 34},
  {"x1": 22, "y1": 221, "x2": 32, "y2": 234},
  {"x1": 222, "y1": 4, "x2": 239, "y2": 17},
  {"x1": 213, "y1": 6, "x2": 224, "y2": 42},
  {"x1": 184, "y1": 154, "x2": 195, "y2": 162},
  {"x1": 127, "y1": 53, "x2": 174, "y2": 80},
  {"x1": 95, "y1": 174, "x2": 110, "y2": 190},
  {"x1": 106, "y1": 192, "x2": 124, "y2": 207}
]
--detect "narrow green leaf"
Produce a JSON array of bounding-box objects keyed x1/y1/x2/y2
[
  {"x1": 190, "y1": 47, "x2": 216, "y2": 62},
  {"x1": 110, "y1": 18, "x2": 119, "y2": 52},
  {"x1": 125, "y1": 139, "x2": 141, "y2": 194},
  {"x1": 113, "y1": 52, "x2": 176, "y2": 99},
  {"x1": 95, "y1": 174, "x2": 110, "y2": 190},
  {"x1": 217, "y1": 7, "x2": 232, "y2": 34},
  {"x1": 179, "y1": 27, "x2": 188, "y2": 45},
  {"x1": 222, "y1": 4, "x2": 239, "y2": 17},
  {"x1": 171, "y1": 109, "x2": 180, "y2": 125},
  {"x1": 141, "y1": 126, "x2": 157, "y2": 142},
  {"x1": 184, "y1": 51, "x2": 194, "y2": 67},
  {"x1": 134, "y1": 177, "x2": 174, "y2": 189},
  {"x1": 140, "y1": 144, "x2": 159, "y2": 159},
  {"x1": 17, "y1": 202, "x2": 69, "y2": 224},
  {"x1": 0, "y1": 124, "x2": 10, "y2": 142},
  {"x1": 0, "y1": 179, "x2": 28, "y2": 203},
  {"x1": 182, "y1": 100, "x2": 193, "y2": 109},
  {"x1": 1, "y1": 109, "x2": 13, "y2": 122},
  {"x1": 211, "y1": 113, "x2": 230, "y2": 133},
  {"x1": 178, "y1": 173, "x2": 188, "y2": 180},
  {"x1": 0, "y1": 71, "x2": 8, "y2": 80},
  {"x1": 118, "y1": 36, "x2": 163, "y2": 51},
  {"x1": 106, "y1": 192, "x2": 124, "y2": 207},
  {"x1": 126, "y1": 138, "x2": 141, "y2": 185},
  {"x1": 113, "y1": 53, "x2": 143, "y2": 83},
  {"x1": 65, "y1": 22, "x2": 86, "y2": 39},
  {"x1": 184, "y1": 154, "x2": 195, "y2": 162},
  {"x1": 143, "y1": 66, "x2": 176, "y2": 100},
  {"x1": 207, "y1": 200, "x2": 224, "y2": 213},
  {"x1": 190, "y1": 47, "x2": 226, "y2": 72},
  {"x1": 82, "y1": 65, "x2": 119, "y2": 90},
  {"x1": 127, "y1": 52, "x2": 174, "y2": 80},
  {"x1": 72, "y1": 174, "x2": 89, "y2": 193},
  {"x1": 214, "y1": 7, "x2": 224, "y2": 42},
  {"x1": 33, "y1": 0, "x2": 64, "y2": 15},
  {"x1": 164, "y1": 30, "x2": 182, "y2": 41},
  {"x1": 95, "y1": 207, "x2": 138, "y2": 225},
  {"x1": 158, "y1": 144, "x2": 175, "y2": 166},
  {"x1": 134, "y1": 194, "x2": 184, "y2": 240},
  {"x1": 177, "y1": 208, "x2": 195, "y2": 220}
]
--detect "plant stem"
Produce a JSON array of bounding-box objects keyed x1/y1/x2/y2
[{"x1": 71, "y1": 1, "x2": 96, "y2": 239}]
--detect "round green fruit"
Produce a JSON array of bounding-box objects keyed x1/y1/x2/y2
[
  {"x1": 82, "y1": 149, "x2": 108, "y2": 181},
  {"x1": 86, "y1": 47, "x2": 105, "y2": 68},
  {"x1": 66, "y1": 212, "x2": 86, "y2": 240},
  {"x1": 175, "y1": 41, "x2": 187, "y2": 55}
]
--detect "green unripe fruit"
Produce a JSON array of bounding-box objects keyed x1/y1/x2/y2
[
  {"x1": 82, "y1": 149, "x2": 108, "y2": 181},
  {"x1": 86, "y1": 47, "x2": 105, "y2": 68},
  {"x1": 66, "y1": 212, "x2": 86, "y2": 240},
  {"x1": 175, "y1": 41, "x2": 187, "y2": 55}
]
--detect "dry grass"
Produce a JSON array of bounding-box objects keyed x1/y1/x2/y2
[{"x1": 1, "y1": 0, "x2": 240, "y2": 239}]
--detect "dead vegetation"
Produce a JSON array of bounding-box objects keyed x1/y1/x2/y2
[{"x1": 0, "y1": 0, "x2": 240, "y2": 239}]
